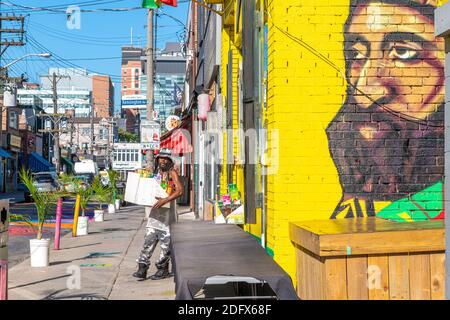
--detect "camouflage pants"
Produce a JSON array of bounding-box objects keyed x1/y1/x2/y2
[{"x1": 137, "y1": 227, "x2": 171, "y2": 268}]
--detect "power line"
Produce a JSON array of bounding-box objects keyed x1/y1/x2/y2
[{"x1": 0, "y1": 1, "x2": 144, "y2": 13}]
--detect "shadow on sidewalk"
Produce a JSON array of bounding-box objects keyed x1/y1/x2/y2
[
  {"x1": 62, "y1": 242, "x2": 102, "y2": 250},
  {"x1": 43, "y1": 289, "x2": 107, "y2": 300},
  {"x1": 9, "y1": 274, "x2": 70, "y2": 290}
]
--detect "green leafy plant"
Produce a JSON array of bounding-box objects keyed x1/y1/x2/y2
[
  {"x1": 75, "y1": 179, "x2": 95, "y2": 217},
  {"x1": 91, "y1": 177, "x2": 111, "y2": 210},
  {"x1": 107, "y1": 170, "x2": 119, "y2": 204},
  {"x1": 19, "y1": 168, "x2": 61, "y2": 240},
  {"x1": 58, "y1": 173, "x2": 79, "y2": 195},
  {"x1": 118, "y1": 128, "x2": 138, "y2": 142}
]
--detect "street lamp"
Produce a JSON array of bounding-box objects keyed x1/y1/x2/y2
[
  {"x1": 2, "y1": 53, "x2": 52, "y2": 69},
  {"x1": 0, "y1": 52, "x2": 51, "y2": 147}
]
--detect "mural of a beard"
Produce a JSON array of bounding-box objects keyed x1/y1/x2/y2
[{"x1": 326, "y1": 93, "x2": 444, "y2": 219}]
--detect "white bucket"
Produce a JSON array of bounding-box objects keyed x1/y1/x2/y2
[
  {"x1": 108, "y1": 203, "x2": 116, "y2": 214},
  {"x1": 115, "y1": 199, "x2": 120, "y2": 210},
  {"x1": 77, "y1": 216, "x2": 89, "y2": 236},
  {"x1": 30, "y1": 238, "x2": 50, "y2": 267},
  {"x1": 94, "y1": 210, "x2": 104, "y2": 222}
]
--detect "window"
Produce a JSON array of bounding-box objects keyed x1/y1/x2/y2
[
  {"x1": 82, "y1": 128, "x2": 91, "y2": 136},
  {"x1": 9, "y1": 111, "x2": 17, "y2": 129},
  {"x1": 99, "y1": 128, "x2": 108, "y2": 140}
]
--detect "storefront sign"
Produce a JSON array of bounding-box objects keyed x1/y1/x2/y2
[
  {"x1": 140, "y1": 120, "x2": 160, "y2": 149},
  {"x1": 165, "y1": 115, "x2": 180, "y2": 131},
  {"x1": 9, "y1": 134, "x2": 21, "y2": 149},
  {"x1": 121, "y1": 95, "x2": 147, "y2": 109},
  {"x1": 111, "y1": 162, "x2": 142, "y2": 171}
]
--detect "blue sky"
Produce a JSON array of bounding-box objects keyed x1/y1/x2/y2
[{"x1": 0, "y1": 0, "x2": 189, "y2": 113}]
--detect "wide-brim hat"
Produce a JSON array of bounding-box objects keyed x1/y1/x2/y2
[{"x1": 155, "y1": 148, "x2": 174, "y2": 162}]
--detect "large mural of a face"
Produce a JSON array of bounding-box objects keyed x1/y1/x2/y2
[{"x1": 326, "y1": 0, "x2": 445, "y2": 221}]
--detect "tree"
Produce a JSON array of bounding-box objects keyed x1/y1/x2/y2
[{"x1": 118, "y1": 128, "x2": 138, "y2": 142}]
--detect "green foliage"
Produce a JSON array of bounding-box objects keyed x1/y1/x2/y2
[
  {"x1": 107, "y1": 170, "x2": 119, "y2": 204},
  {"x1": 58, "y1": 173, "x2": 83, "y2": 196},
  {"x1": 74, "y1": 177, "x2": 94, "y2": 217},
  {"x1": 19, "y1": 168, "x2": 61, "y2": 240},
  {"x1": 118, "y1": 128, "x2": 138, "y2": 142},
  {"x1": 91, "y1": 177, "x2": 111, "y2": 209}
]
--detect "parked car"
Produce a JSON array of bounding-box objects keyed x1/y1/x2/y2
[{"x1": 24, "y1": 172, "x2": 60, "y2": 202}]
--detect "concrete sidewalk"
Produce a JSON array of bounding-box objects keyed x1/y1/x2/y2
[{"x1": 7, "y1": 205, "x2": 188, "y2": 300}]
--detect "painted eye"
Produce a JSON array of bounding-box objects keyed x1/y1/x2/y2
[
  {"x1": 389, "y1": 46, "x2": 419, "y2": 60},
  {"x1": 348, "y1": 46, "x2": 367, "y2": 61}
]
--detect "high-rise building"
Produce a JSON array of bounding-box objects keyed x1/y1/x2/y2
[
  {"x1": 93, "y1": 75, "x2": 114, "y2": 118},
  {"x1": 153, "y1": 45, "x2": 185, "y2": 127},
  {"x1": 18, "y1": 68, "x2": 114, "y2": 118},
  {"x1": 121, "y1": 46, "x2": 146, "y2": 134},
  {"x1": 121, "y1": 46, "x2": 145, "y2": 97},
  {"x1": 120, "y1": 43, "x2": 186, "y2": 134}
]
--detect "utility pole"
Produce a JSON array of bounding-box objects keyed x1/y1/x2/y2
[
  {"x1": 52, "y1": 72, "x2": 61, "y2": 172},
  {"x1": 146, "y1": 9, "x2": 155, "y2": 172},
  {"x1": 90, "y1": 102, "x2": 95, "y2": 155},
  {"x1": 0, "y1": 13, "x2": 25, "y2": 148},
  {"x1": 39, "y1": 72, "x2": 70, "y2": 173}
]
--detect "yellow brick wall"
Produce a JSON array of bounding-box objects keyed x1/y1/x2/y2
[{"x1": 265, "y1": 0, "x2": 448, "y2": 283}]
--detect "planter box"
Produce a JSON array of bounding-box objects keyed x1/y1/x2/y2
[{"x1": 290, "y1": 217, "x2": 445, "y2": 300}]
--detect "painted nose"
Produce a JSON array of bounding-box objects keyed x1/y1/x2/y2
[{"x1": 352, "y1": 59, "x2": 392, "y2": 109}]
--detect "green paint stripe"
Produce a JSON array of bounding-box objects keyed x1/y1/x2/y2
[{"x1": 246, "y1": 232, "x2": 274, "y2": 258}]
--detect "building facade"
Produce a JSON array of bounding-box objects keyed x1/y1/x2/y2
[
  {"x1": 93, "y1": 75, "x2": 114, "y2": 118},
  {"x1": 187, "y1": 0, "x2": 449, "y2": 285}
]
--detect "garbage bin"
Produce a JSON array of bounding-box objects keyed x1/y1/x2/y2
[{"x1": 190, "y1": 276, "x2": 278, "y2": 300}]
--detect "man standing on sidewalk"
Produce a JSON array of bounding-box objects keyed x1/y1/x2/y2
[{"x1": 133, "y1": 149, "x2": 183, "y2": 280}]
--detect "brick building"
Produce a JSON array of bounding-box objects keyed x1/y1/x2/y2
[
  {"x1": 188, "y1": 0, "x2": 449, "y2": 284},
  {"x1": 93, "y1": 75, "x2": 114, "y2": 118}
]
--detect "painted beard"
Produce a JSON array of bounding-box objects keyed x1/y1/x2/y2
[{"x1": 326, "y1": 96, "x2": 444, "y2": 202}]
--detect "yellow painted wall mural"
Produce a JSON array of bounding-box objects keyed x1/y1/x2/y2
[{"x1": 265, "y1": 0, "x2": 447, "y2": 280}]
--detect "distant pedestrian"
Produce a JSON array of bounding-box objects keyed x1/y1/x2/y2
[{"x1": 133, "y1": 149, "x2": 183, "y2": 280}]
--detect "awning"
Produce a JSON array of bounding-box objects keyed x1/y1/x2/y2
[
  {"x1": 0, "y1": 148, "x2": 12, "y2": 159},
  {"x1": 28, "y1": 152, "x2": 55, "y2": 172},
  {"x1": 160, "y1": 128, "x2": 193, "y2": 155},
  {"x1": 61, "y1": 157, "x2": 74, "y2": 172}
]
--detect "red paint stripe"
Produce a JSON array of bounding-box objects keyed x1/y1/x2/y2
[{"x1": 0, "y1": 260, "x2": 7, "y2": 300}]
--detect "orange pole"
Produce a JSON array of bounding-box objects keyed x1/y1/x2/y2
[{"x1": 72, "y1": 194, "x2": 81, "y2": 237}]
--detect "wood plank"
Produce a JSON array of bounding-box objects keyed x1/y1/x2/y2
[
  {"x1": 409, "y1": 254, "x2": 431, "y2": 300},
  {"x1": 346, "y1": 255, "x2": 368, "y2": 300},
  {"x1": 295, "y1": 246, "x2": 306, "y2": 299},
  {"x1": 367, "y1": 255, "x2": 389, "y2": 300},
  {"x1": 388, "y1": 254, "x2": 410, "y2": 300},
  {"x1": 290, "y1": 219, "x2": 445, "y2": 257},
  {"x1": 430, "y1": 252, "x2": 445, "y2": 300},
  {"x1": 303, "y1": 249, "x2": 325, "y2": 299},
  {"x1": 324, "y1": 257, "x2": 347, "y2": 299},
  {"x1": 318, "y1": 229, "x2": 444, "y2": 256},
  {"x1": 291, "y1": 218, "x2": 444, "y2": 235},
  {"x1": 289, "y1": 224, "x2": 321, "y2": 258}
]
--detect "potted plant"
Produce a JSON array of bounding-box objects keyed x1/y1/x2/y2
[
  {"x1": 19, "y1": 168, "x2": 60, "y2": 267},
  {"x1": 91, "y1": 177, "x2": 110, "y2": 222},
  {"x1": 107, "y1": 170, "x2": 118, "y2": 213},
  {"x1": 75, "y1": 178, "x2": 95, "y2": 236},
  {"x1": 58, "y1": 173, "x2": 77, "y2": 195}
]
